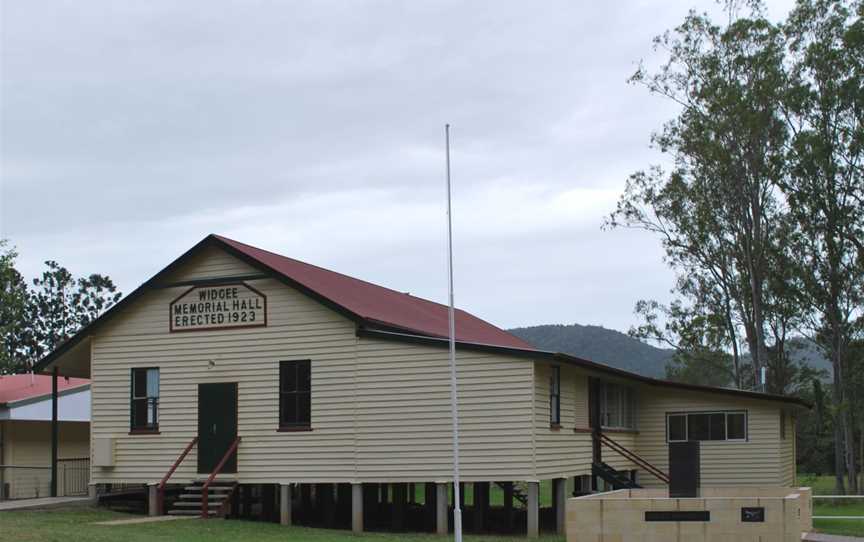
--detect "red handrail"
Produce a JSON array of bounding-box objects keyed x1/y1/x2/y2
[
  {"x1": 157, "y1": 436, "x2": 199, "y2": 515},
  {"x1": 201, "y1": 437, "x2": 241, "y2": 519},
  {"x1": 600, "y1": 433, "x2": 670, "y2": 484}
]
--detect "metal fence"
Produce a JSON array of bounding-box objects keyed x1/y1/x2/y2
[
  {"x1": 0, "y1": 465, "x2": 51, "y2": 500},
  {"x1": 813, "y1": 495, "x2": 864, "y2": 521},
  {"x1": 58, "y1": 457, "x2": 90, "y2": 497},
  {"x1": 0, "y1": 458, "x2": 90, "y2": 500}
]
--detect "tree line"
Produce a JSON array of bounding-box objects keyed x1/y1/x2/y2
[
  {"x1": 0, "y1": 239, "x2": 122, "y2": 375},
  {"x1": 608, "y1": 0, "x2": 863, "y2": 493}
]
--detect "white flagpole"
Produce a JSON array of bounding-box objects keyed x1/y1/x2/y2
[{"x1": 445, "y1": 123, "x2": 463, "y2": 542}]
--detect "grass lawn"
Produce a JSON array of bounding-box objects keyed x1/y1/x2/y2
[
  {"x1": 798, "y1": 473, "x2": 864, "y2": 537},
  {"x1": 0, "y1": 507, "x2": 565, "y2": 542}
]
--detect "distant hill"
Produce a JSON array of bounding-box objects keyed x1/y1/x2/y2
[
  {"x1": 508, "y1": 323, "x2": 675, "y2": 378},
  {"x1": 786, "y1": 337, "x2": 833, "y2": 377},
  {"x1": 508, "y1": 323, "x2": 832, "y2": 381}
]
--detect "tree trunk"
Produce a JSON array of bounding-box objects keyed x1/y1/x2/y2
[
  {"x1": 750, "y1": 274, "x2": 769, "y2": 386},
  {"x1": 832, "y1": 332, "x2": 847, "y2": 494},
  {"x1": 843, "y1": 408, "x2": 858, "y2": 493},
  {"x1": 833, "y1": 420, "x2": 846, "y2": 494},
  {"x1": 724, "y1": 302, "x2": 742, "y2": 389},
  {"x1": 859, "y1": 429, "x2": 863, "y2": 493}
]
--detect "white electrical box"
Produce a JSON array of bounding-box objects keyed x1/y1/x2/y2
[{"x1": 92, "y1": 438, "x2": 115, "y2": 467}]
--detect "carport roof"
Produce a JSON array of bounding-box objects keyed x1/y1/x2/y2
[{"x1": 0, "y1": 374, "x2": 90, "y2": 406}]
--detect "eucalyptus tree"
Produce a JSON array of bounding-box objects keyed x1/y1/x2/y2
[
  {"x1": 781, "y1": 0, "x2": 864, "y2": 493},
  {"x1": 608, "y1": 2, "x2": 789, "y2": 387}
]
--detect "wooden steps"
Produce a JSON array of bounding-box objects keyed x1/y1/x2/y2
[{"x1": 166, "y1": 480, "x2": 237, "y2": 518}]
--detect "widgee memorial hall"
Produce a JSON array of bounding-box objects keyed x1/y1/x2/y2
[{"x1": 34, "y1": 234, "x2": 808, "y2": 537}]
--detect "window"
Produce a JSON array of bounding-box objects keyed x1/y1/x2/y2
[
  {"x1": 727, "y1": 411, "x2": 746, "y2": 440},
  {"x1": 599, "y1": 382, "x2": 637, "y2": 430},
  {"x1": 550, "y1": 366, "x2": 561, "y2": 426},
  {"x1": 131, "y1": 368, "x2": 159, "y2": 432},
  {"x1": 668, "y1": 413, "x2": 686, "y2": 441},
  {"x1": 667, "y1": 411, "x2": 747, "y2": 442},
  {"x1": 280, "y1": 360, "x2": 311, "y2": 428},
  {"x1": 780, "y1": 411, "x2": 786, "y2": 440}
]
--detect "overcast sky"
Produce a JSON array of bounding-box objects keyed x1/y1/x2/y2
[{"x1": 0, "y1": 1, "x2": 794, "y2": 333}]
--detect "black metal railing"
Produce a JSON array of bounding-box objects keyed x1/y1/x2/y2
[{"x1": 599, "y1": 433, "x2": 669, "y2": 484}]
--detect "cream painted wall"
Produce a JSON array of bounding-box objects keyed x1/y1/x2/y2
[
  {"x1": 0, "y1": 420, "x2": 89, "y2": 499},
  {"x1": 86, "y1": 244, "x2": 799, "y2": 488},
  {"x1": 534, "y1": 363, "x2": 592, "y2": 480},
  {"x1": 634, "y1": 387, "x2": 794, "y2": 488},
  {"x1": 89, "y1": 245, "x2": 537, "y2": 485},
  {"x1": 532, "y1": 366, "x2": 800, "y2": 488}
]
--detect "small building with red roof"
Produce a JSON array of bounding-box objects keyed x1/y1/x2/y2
[
  {"x1": 32, "y1": 235, "x2": 807, "y2": 535},
  {"x1": 0, "y1": 374, "x2": 90, "y2": 499}
]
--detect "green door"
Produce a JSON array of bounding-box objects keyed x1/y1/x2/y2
[{"x1": 197, "y1": 383, "x2": 238, "y2": 474}]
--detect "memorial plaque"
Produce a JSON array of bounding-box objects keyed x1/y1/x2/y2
[{"x1": 741, "y1": 507, "x2": 765, "y2": 522}]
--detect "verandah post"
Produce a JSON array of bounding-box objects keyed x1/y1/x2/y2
[{"x1": 50, "y1": 368, "x2": 58, "y2": 498}]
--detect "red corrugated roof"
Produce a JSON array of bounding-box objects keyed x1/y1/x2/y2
[
  {"x1": 214, "y1": 235, "x2": 533, "y2": 350},
  {"x1": 0, "y1": 374, "x2": 90, "y2": 405}
]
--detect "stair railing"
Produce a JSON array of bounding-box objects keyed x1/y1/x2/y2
[
  {"x1": 592, "y1": 462, "x2": 637, "y2": 489},
  {"x1": 157, "y1": 436, "x2": 199, "y2": 515},
  {"x1": 494, "y1": 481, "x2": 528, "y2": 506},
  {"x1": 599, "y1": 433, "x2": 669, "y2": 484},
  {"x1": 201, "y1": 437, "x2": 241, "y2": 519}
]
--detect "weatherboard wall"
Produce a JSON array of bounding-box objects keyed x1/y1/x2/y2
[
  {"x1": 88, "y1": 245, "x2": 538, "y2": 484},
  {"x1": 532, "y1": 366, "x2": 642, "y2": 481},
  {"x1": 89, "y1": 246, "x2": 357, "y2": 484},
  {"x1": 633, "y1": 387, "x2": 787, "y2": 488},
  {"x1": 779, "y1": 412, "x2": 796, "y2": 487},
  {"x1": 355, "y1": 337, "x2": 535, "y2": 482},
  {"x1": 533, "y1": 363, "x2": 592, "y2": 479},
  {"x1": 85, "y1": 244, "x2": 798, "y2": 487}
]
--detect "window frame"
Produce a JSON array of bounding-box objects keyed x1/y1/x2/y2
[
  {"x1": 666, "y1": 410, "x2": 748, "y2": 443},
  {"x1": 549, "y1": 366, "x2": 561, "y2": 427},
  {"x1": 278, "y1": 359, "x2": 312, "y2": 431},
  {"x1": 598, "y1": 381, "x2": 637, "y2": 431},
  {"x1": 129, "y1": 367, "x2": 160, "y2": 434}
]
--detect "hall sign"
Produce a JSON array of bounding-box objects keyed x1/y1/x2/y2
[{"x1": 170, "y1": 283, "x2": 267, "y2": 332}]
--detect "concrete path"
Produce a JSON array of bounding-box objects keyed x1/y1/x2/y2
[
  {"x1": 0, "y1": 496, "x2": 92, "y2": 511},
  {"x1": 804, "y1": 533, "x2": 864, "y2": 541},
  {"x1": 93, "y1": 516, "x2": 196, "y2": 526}
]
